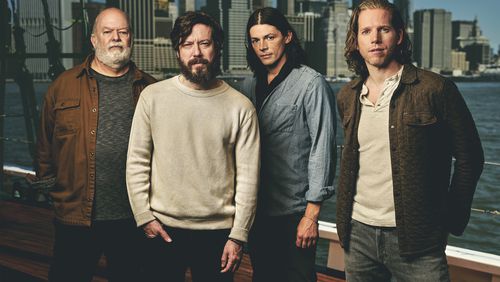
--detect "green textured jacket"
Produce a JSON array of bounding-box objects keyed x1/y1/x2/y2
[{"x1": 336, "y1": 64, "x2": 484, "y2": 256}]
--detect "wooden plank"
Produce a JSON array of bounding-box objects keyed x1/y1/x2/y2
[{"x1": 0, "y1": 200, "x2": 344, "y2": 282}]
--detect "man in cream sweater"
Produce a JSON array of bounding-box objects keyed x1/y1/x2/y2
[{"x1": 126, "y1": 12, "x2": 260, "y2": 282}]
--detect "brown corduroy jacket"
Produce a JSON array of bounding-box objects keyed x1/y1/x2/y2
[
  {"x1": 336, "y1": 64, "x2": 484, "y2": 256},
  {"x1": 35, "y1": 55, "x2": 157, "y2": 226}
]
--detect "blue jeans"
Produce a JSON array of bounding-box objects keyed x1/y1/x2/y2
[{"x1": 344, "y1": 220, "x2": 450, "y2": 282}]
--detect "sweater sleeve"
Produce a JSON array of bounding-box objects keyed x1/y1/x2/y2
[
  {"x1": 229, "y1": 110, "x2": 260, "y2": 242},
  {"x1": 126, "y1": 93, "x2": 156, "y2": 227}
]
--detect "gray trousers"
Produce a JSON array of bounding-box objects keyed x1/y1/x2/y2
[{"x1": 344, "y1": 219, "x2": 450, "y2": 282}]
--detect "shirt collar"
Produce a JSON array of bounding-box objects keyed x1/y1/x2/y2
[{"x1": 359, "y1": 65, "x2": 404, "y2": 106}]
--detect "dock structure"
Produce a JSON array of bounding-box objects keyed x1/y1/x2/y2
[
  {"x1": 0, "y1": 200, "x2": 343, "y2": 282},
  {"x1": 2, "y1": 165, "x2": 500, "y2": 281}
]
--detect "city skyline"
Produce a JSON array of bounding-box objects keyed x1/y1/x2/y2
[
  {"x1": 408, "y1": 0, "x2": 499, "y2": 53},
  {"x1": 88, "y1": 0, "x2": 500, "y2": 54}
]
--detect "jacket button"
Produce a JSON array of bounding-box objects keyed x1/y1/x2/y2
[
  {"x1": 90, "y1": 129, "x2": 96, "y2": 135},
  {"x1": 92, "y1": 108, "x2": 97, "y2": 113},
  {"x1": 90, "y1": 174, "x2": 94, "y2": 179},
  {"x1": 390, "y1": 125, "x2": 395, "y2": 129}
]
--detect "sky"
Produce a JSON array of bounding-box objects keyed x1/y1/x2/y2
[{"x1": 399, "y1": 0, "x2": 499, "y2": 53}]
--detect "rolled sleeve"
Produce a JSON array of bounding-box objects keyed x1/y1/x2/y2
[{"x1": 304, "y1": 76, "x2": 337, "y2": 203}]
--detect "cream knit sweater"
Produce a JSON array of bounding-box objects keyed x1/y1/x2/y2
[{"x1": 126, "y1": 76, "x2": 260, "y2": 242}]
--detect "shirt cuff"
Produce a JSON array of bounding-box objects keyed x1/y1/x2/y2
[
  {"x1": 229, "y1": 226, "x2": 249, "y2": 243},
  {"x1": 305, "y1": 185, "x2": 335, "y2": 202},
  {"x1": 134, "y1": 210, "x2": 156, "y2": 227}
]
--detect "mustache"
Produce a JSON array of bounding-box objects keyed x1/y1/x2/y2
[
  {"x1": 188, "y1": 58, "x2": 209, "y2": 66},
  {"x1": 108, "y1": 43, "x2": 124, "y2": 49}
]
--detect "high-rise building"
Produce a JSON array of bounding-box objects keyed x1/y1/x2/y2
[
  {"x1": 413, "y1": 9, "x2": 452, "y2": 72},
  {"x1": 452, "y1": 20, "x2": 475, "y2": 50},
  {"x1": 115, "y1": 0, "x2": 156, "y2": 75},
  {"x1": 451, "y1": 50, "x2": 469, "y2": 75},
  {"x1": 205, "y1": 0, "x2": 253, "y2": 73},
  {"x1": 252, "y1": 0, "x2": 274, "y2": 10},
  {"x1": 288, "y1": 12, "x2": 321, "y2": 43},
  {"x1": 108, "y1": 0, "x2": 182, "y2": 77},
  {"x1": 464, "y1": 43, "x2": 491, "y2": 71},
  {"x1": 277, "y1": 0, "x2": 295, "y2": 15},
  {"x1": 451, "y1": 18, "x2": 490, "y2": 71},
  {"x1": 155, "y1": 0, "x2": 169, "y2": 16},
  {"x1": 324, "y1": 0, "x2": 350, "y2": 77},
  {"x1": 296, "y1": 0, "x2": 328, "y2": 15},
  {"x1": 178, "y1": 0, "x2": 196, "y2": 14},
  {"x1": 394, "y1": 0, "x2": 412, "y2": 28},
  {"x1": 154, "y1": 4, "x2": 178, "y2": 74},
  {"x1": 287, "y1": 12, "x2": 325, "y2": 74}
]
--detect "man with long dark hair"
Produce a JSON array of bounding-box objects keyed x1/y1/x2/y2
[
  {"x1": 337, "y1": 0, "x2": 484, "y2": 281},
  {"x1": 241, "y1": 7, "x2": 336, "y2": 282},
  {"x1": 126, "y1": 11, "x2": 260, "y2": 282}
]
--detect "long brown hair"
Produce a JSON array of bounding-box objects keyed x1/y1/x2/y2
[{"x1": 345, "y1": 0, "x2": 412, "y2": 77}]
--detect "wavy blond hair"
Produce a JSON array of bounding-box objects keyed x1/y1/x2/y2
[{"x1": 345, "y1": 0, "x2": 412, "y2": 77}]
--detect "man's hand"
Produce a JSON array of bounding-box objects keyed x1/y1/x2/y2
[
  {"x1": 296, "y1": 216, "x2": 319, "y2": 248},
  {"x1": 142, "y1": 219, "x2": 172, "y2": 243},
  {"x1": 296, "y1": 202, "x2": 321, "y2": 248},
  {"x1": 220, "y1": 239, "x2": 243, "y2": 273}
]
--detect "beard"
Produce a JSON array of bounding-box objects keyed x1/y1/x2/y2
[
  {"x1": 178, "y1": 56, "x2": 221, "y2": 85},
  {"x1": 94, "y1": 42, "x2": 132, "y2": 70}
]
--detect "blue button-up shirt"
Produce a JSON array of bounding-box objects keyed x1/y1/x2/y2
[{"x1": 241, "y1": 65, "x2": 337, "y2": 216}]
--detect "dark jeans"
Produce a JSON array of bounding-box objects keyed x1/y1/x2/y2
[
  {"x1": 49, "y1": 218, "x2": 144, "y2": 282},
  {"x1": 143, "y1": 226, "x2": 233, "y2": 282},
  {"x1": 249, "y1": 213, "x2": 317, "y2": 282},
  {"x1": 344, "y1": 219, "x2": 450, "y2": 282}
]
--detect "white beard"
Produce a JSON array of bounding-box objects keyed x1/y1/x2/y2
[{"x1": 95, "y1": 44, "x2": 132, "y2": 69}]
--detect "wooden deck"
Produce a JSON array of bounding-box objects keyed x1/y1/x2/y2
[{"x1": 0, "y1": 200, "x2": 343, "y2": 282}]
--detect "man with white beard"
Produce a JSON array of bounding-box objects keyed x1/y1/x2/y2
[{"x1": 35, "y1": 7, "x2": 156, "y2": 282}]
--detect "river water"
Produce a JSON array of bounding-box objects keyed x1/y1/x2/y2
[{"x1": 2, "y1": 81, "x2": 499, "y2": 265}]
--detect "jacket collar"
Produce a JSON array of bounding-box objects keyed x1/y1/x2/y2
[
  {"x1": 350, "y1": 63, "x2": 418, "y2": 89},
  {"x1": 76, "y1": 54, "x2": 143, "y2": 82}
]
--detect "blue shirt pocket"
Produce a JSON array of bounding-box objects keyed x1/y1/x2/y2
[{"x1": 270, "y1": 103, "x2": 298, "y2": 133}]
